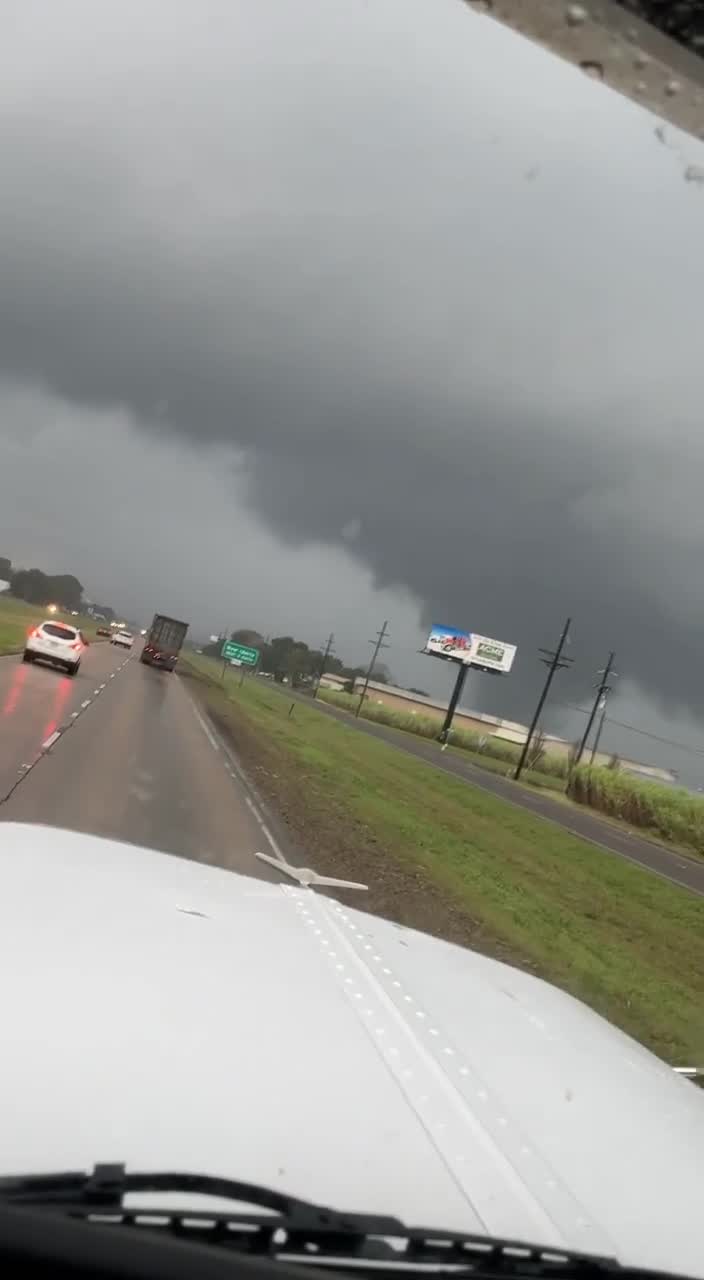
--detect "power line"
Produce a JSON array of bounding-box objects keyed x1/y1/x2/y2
[{"x1": 556, "y1": 701, "x2": 704, "y2": 756}]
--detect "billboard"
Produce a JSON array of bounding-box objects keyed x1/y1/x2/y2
[{"x1": 424, "y1": 624, "x2": 516, "y2": 674}]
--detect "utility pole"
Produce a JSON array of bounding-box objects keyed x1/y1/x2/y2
[
  {"x1": 220, "y1": 627, "x2": 231, "y2": 682},
  {"x1": 574, "y1": 652, "x2": 616, "y2": 769},
  {"x1": 589, "y1": 700, "x2": 608, "y2": 766},
  {"x1": 514, "y1": 617, "x2": 573, "y2": 781},
  {"x1": 314, "y1": 633, "x2": 335, "y2": 698},
  {"x1": 355, "y1": 621, "x2": 390, "y2": 717}
]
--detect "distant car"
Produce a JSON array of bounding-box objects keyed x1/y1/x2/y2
[
  {"x1": 96, "y1": 627, "x2": 111, "y2": 638},
  {"x1": 23, "y1": 621, "x2": 84, "y2": 676},
  {"x1": 111, "y1": 630, "x2": 134, "y2": 649}
]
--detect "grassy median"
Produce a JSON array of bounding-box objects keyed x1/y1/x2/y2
[
  {"x1": 0, "y1": 595, "x2": 101, "y2": 654},
  {"x1": 182, "y1": 653, "x2": 704, "y2": 1068}
]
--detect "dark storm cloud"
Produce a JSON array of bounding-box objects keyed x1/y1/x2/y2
[{"x1": 1, "y1": 0, "x2": 704, "y2": 723}]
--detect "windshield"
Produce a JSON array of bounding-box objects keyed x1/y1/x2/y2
[
  {"x1": 41, "y1": 624, "x2": 78, "y2": 641},
  {"x1": 0, "y1": 2, "x2": 703, "y2": 1276}
]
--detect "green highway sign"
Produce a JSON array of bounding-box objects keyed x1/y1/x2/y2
[{"x1": 221, "y1": 639, "x2": 259, "y2": 667}]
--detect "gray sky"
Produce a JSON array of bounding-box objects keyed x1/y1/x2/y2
[{"x1": 2, "y1": 0, "x2": 704, "y2": 778}]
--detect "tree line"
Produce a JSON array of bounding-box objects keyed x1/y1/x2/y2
[
  {"x1": 203, "y1": 628, "x2": 392, "y2": 690},
  {"x1": 1, "y1": 555, "x2": 85, "y2": 614}
]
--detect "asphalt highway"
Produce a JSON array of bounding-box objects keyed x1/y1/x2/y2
[
  {"x1": 0, "y1": 643, "x2": 281, "y2": 880},
  {"x1": 3, "y1": 637, "x2": 703, "y2": 900}
]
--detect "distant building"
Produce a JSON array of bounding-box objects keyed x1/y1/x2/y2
[
  {"x1": 84, "y1": 600, "x2": 114, "y2": 623},
  {"x1": 318, "y1": 673, "x2": 347, "y2": 692},
  {"x1": 352, "y1": 679, "x2": 677, "y2": 786}
]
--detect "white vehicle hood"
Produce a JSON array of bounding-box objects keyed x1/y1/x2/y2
[{"x1": 1, "y1": 822, "x2": 703, "y2": 1277}]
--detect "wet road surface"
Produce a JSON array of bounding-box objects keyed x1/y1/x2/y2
[{"x1": 0, "y1": 646, "x2": 280, "y2": 879}]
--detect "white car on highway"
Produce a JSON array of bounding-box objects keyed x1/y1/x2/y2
[
  {"x1": 23, "y1": 620, "x2": 85, "y2": 676},
  {"x1": 111, "y1": 630, "x2": 134, "y2": 649}
]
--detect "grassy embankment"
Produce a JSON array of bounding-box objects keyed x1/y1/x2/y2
[
  {"x1": 317, "y1": 687, "x2": 566, "y2": 790},
  {"x1": 316, "y1": 689, "x2": 704, "y2": 858},
  {"x1": 0, "y1": 595, "x2": 102, "y2": 655},
  {"x1": 181, "y1": 652, "x2": 704, "y2": 1067}
]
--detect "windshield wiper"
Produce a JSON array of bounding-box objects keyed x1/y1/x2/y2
[
  {"x1": 0, "y1": 1163, "x2": 401, "y2": 1247},
  {"x1": 0, "y1": 1163, "x2": 690, "y2": 1279}
]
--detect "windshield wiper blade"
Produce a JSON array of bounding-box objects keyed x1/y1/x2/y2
[
  {"x1": 0, "y1": 1164, "x2": 690, "y2": 1279},
  {"x1": 0, "y1": 1164, "x2": 403, "y2": 1244}
]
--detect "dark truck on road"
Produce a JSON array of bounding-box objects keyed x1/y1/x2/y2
[{"x1": 140, "y1": 614, "x2": 189, "y2": 672}]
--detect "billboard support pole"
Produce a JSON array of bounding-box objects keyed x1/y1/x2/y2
[
  {"x1": 439, "y1": 662, "x2": 468, "y2": 745},
  {"x1": 514, "y1": 616, "x2": 572, "y2": 782}
]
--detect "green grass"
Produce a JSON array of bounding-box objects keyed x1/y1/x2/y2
[
  {"x1": 0, "y1": 595, "x2": 102, "y2": 654},
  {"x1": 317, "y1": 689, "x2": 703, "y2": 847},
  {"x1": 316, "y1": 687, "x2": 567, "y2": 788},
  {"x1": 569, "y1": 764, "x2": 704, "y2": 856},
  {"x1": 183, "y1": 653, "x2": 704, "y2": 1066}
]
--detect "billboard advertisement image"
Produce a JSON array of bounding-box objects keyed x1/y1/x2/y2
[{"x1": 424, "y1": 624, "x2": 516, "y2": 674}]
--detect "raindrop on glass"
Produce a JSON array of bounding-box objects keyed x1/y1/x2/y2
[{"x1": 566, "y1": 4, "x2": 588, "y2": 26}]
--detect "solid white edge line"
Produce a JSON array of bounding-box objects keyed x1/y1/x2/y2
[
  {"x1": 182, "y1": 685, "x2": 289, "y2": 865},
  {"x1": 189, "y1": 699, "x2": 220, "y2": 752},
  {"x1": 0, "y1": 650, "x2": 130, "y2": 798}
]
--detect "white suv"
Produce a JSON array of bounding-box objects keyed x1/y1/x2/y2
[
  {"x1": 111, "y1": 631, "x2": 134, "y2": 649},
  {"x1": 24, "y1": 621, "x2": 85, "y2": 676}
]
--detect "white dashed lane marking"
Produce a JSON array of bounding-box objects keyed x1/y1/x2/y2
[{"x1": 0, "y1": 653, "x2": 134, "y2": 809}]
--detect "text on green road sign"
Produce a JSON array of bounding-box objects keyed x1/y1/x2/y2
[{"x1": 221, "y1": 640, "x2": 259, "y2": 666}]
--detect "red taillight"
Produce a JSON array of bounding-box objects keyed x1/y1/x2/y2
[{"x1": 70, "y1": 641, "x2": 81, "y2": 650}]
